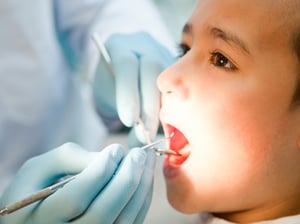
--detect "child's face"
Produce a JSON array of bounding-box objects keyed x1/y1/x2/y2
[{"x1": 158, "y1": 0, "x2": 300, "y2": 222}]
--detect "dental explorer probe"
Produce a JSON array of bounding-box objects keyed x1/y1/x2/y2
[
  {"x1": 92, "y1": 33, "x2": 113, "y2": 72},
  {"x1": 0, "y1": 135, "x2": 178, "y2": 216},
  {"x1": 0, "y1": 175, "x2": 76, "y2": 216},
  {"x1": 136, "y1": 118, "x2": 177, "y2": 156}
]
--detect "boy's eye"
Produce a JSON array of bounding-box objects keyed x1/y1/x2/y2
[
  {"x1": 177, "y1": 43, "x2": 190, "y2": 57},
  {"x1": 210, "y1": 52, "x2": 237, "y2": 70}
]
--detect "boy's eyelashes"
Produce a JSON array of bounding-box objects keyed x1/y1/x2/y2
[
  {"x1": 177, "y1": 43, "x2": 190, "y2": 57},
  {"x1": 176, "y1": 43, "x2": 238, "y2": 71},
  {"x1": 209, "y1": 51, "x2": 237, "y2": 71}
]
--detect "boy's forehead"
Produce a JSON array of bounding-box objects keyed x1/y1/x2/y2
[
  {"x1": 188, "y1": 0, "x2": 299, "y2": 50},
  {"x1": 192, "y1": 0, "x2": 298, "y2": 17}
]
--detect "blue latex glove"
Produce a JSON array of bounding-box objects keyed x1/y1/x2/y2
[
  {"x1": 0, "y1": 143, "x2": 156, "y2": 224},
  {"x1": 92, "y1": 32, "x2": 175, "y2": 147}
]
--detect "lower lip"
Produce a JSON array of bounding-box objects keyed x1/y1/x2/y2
[
  {"x1": 163, "y1": 165, "x2": 182, "y2": 179},
  {"x1": 163, "y1": 160, "x2": 182, "y2": 179}
]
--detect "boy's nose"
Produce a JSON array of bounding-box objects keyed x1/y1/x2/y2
[{"x1": 156, "y1": 63, "x2": 188, "y2": 99}]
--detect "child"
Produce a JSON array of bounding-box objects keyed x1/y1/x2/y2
[{"x1": 157, "y1": 0, "x2": 300, "y2": 223}]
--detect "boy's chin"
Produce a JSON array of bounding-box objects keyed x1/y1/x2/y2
[{"x1": 166, "y1": 191, "x2": 201, "y2": 214}]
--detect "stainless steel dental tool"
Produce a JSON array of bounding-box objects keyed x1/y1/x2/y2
[
  {"x1": 92, "y1": 33, "x2": 113, "y2": 73},
  {"x1": 136, "y1": 119, "x2": 178, "y2": 155},
  {"x1": 140, "y1": 131, "x2": 178, "y2": 156},
  {"x1": 0, "y1": 134, "x2": 178, "y2": 216},
  {"x1": 0, "y1": 175, "x2": 76, "y2": 216}
]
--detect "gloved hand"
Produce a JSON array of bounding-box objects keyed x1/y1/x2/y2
[
  {"x1": 92, "y1": 32, "x2": 175, "y2": 147},
  {"x1": 0, "y1": 143, "x2": 156, "y2": 224}
]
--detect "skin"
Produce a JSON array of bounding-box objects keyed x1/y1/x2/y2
[{"x1": 157, "y1": 0, "x2": 300, "y2": 223}]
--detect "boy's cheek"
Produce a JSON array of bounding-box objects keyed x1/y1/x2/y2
[{"x1": 163, "y1": 102, "x2": 285, "y2": 213}]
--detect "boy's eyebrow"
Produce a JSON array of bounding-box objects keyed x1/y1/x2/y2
[
  {"x1": 209, "y1": 27, "x2": 250, "y2": 55},
  {"x1": 182, "y1": 23, "x2": 250, "y2": 55}
]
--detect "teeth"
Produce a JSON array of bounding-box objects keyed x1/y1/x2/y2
[
  {"x1": 167, "y1": 144, "x2": 191, "y2": 165},
  {"x1": 155, "y1": 148, "x2": 182, "y2": 156},
  {"x1": 169, "y1": 132, "x2": 175, "y2": 138}
]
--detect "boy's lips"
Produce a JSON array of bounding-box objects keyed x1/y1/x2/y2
[{"x1": 165, "y1": 124, "x2": 190, "y2": 166}]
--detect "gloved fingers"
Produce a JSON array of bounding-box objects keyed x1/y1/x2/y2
[
  {"x1": 100, "y1": 32, "x2": 177, "y2": 131},
  {"x1": 107, "y1": 46, "x2": 140, "y2": 127},
  {"x1": 114, "y1": 150, "x2": 156, "y2": 224},
  {"x1": 126, "y1": 119, "x2": 152, "y2": 148},
  {"x1": 133, "y1": 186, "x2": 154, "y2": 224},
  {"x1": 1, "y1": 143, "x2": 96, "y2": 205},
  {"x1": 92, "y1": 59, "x2": 117, "y2": 117},
  {"x1": 72, "y1": 147, "x2": 147, "y2": 224},
  {"x1": 127, "y1": 127, "x2": 143, "y2": 148},
  {"x1": 32, "y1": 144, "x2": 125, "y2": 223},
  {"x1": 0, "y1": 143, "x2": 96, "y2": 224},
  {"x1": 134, "y1": 55, "x2": 163, "y2": 144}
]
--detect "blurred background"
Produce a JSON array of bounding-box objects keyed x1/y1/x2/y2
[{"x1": 153, "y1": 0, "x2": 197, "y2": 42}]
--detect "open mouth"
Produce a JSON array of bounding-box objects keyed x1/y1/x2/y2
[{"x1": 165, "y1": 124, "x2": 191, "y2": 166}]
